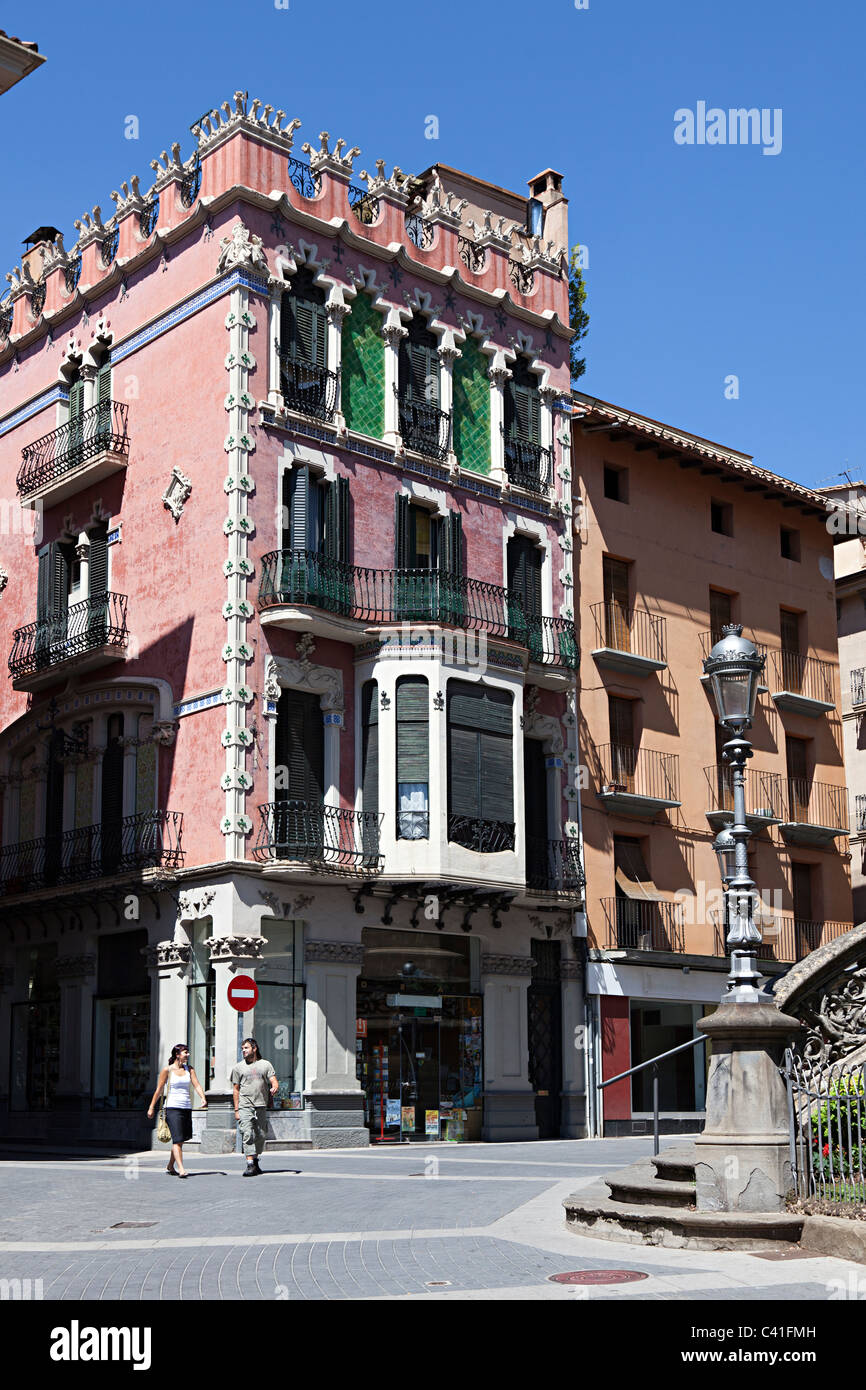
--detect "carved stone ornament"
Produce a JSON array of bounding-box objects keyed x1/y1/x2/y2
[
  {"x1": 265, "y1": 654, "x2": 344, "y2": 714},
  {"x1": 163, "y1": 466, "x2": 192, "y2": 522},
  {"x1": 217, "y1": 221, "x2": 270, "y2": 276},
  {"x1": 143, "y1": 941, "x2": 192, "y2": 971},
  {"x1": 481, "y1": 954, "x2": 535, "y2": 977},
  {"x1": 178, "y1": 887, "x2": 217, "y2": 921},
  {"x1": 54, "y1": 953, "x2": 96, "y2": 981},
  {"x1": 305, "y1": 940, "x2": 365, "y2": 965},
  {"x1": 296, "y1": 632, "x2": 317, "y2": 664},
  {"x1": 206, "y1": 934, "x2": 267, "y2": 961},
  {"x1": 151, "y1": 720, "x2": 179, "y2": 746},
  {"x1": 795, "y1": 963, "x2": 866, "y2": 1066},
  {"x1": 0, "y1": 566, "x2": 8, "y2": 594}
]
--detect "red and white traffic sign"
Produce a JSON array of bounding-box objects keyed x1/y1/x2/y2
[{"x1": 227, "y1": 974, "x2": 258, "y2": 1012}]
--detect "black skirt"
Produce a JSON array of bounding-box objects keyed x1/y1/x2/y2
[{"x1": 165, "y1": 1107, "x2": 193, "y2": 1143}]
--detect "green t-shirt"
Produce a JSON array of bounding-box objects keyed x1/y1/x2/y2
[{"x1": 230, "y1": 1058, "x2": 276, "y2": 1110}]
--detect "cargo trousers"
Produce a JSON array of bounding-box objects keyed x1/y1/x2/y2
[{"x1": 238, "y1": 1104, "x2": 268, "y2": 1156}]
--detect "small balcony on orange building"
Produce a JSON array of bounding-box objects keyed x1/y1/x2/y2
[
  {"x1": 713, "y1": 914, "x2": 852, "y2": 965},
  {"x1": 258, "y1": 553, "x2": 576, "y2": 673},
  {"x1": 778, "y1": 778, "x2": 849, "y2": 846},
  {"x1": 767, "y1": 647, "x2": 836, "y2": 718},
  {"x1": 9, "y1": 592, "x2": 129, "y2": 692},
  {"x1": 591, "y1": 602, "x2": 667, "y2": 677},
  {"x1": 16, "y1": 401, "x2": 129, "y2": 508},
  {"x1": 703, "y1": 764, "x2": 784, "y2": 832},
  {"x1": 598, "y1": 897, "x2": 685, "y2": 953},
  {"x1": 596, "y1": 744, "x2": 681, "y2": 819}
]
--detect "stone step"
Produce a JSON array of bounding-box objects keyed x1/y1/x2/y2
[
  {"x1": 564, "y1": 1186, "x2": 805, "y2": 1252},
  {"x1": 605, "y1": 1157, "x2": 695, "y2": 1208},
  {"x1": 651, "y1": 1145, "x2": 697, "y2": 1184}
]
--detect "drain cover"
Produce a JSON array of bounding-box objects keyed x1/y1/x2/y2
[
  {"x1": 548, "y1": 1269, "x2": 648, "y2": 1285},
  {"x1": 109, "y1": 1222, "x2": 158, "y2": 1230}
]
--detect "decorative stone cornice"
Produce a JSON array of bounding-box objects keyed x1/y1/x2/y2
[
  {"x1": 206, "y1": 934, "x2": 267, "y2": 962},
  {"x1": 193, "y1": 93, "x2": 301, "y2": 156},
  {"x1": 143, "y1": 941, "x2": 192, "y2": 971},
  {"x1": 481, "y1": 953, "x2": 535, "y2": 977},
  {"x1": 303, "y1": 130, "x2": 361, "y2": 177},
  {"x1": 263, "y1": 655, "x2": 344, "y2": 715},
  {"x1": 305, "y1": 940, "x2": 365, "y2": 965},
  {"x1": 465, "y1": 209, "x2": 522, "y2": 253},
  {"x1": 54, "y1": 953, "x2": 96, "y2": 981}
]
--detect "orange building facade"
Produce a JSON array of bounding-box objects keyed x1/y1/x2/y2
[{"x1": 572, "y1": 394, "x2": 852, "y2": 1135}]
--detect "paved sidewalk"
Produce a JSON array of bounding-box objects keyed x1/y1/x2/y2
[{"x1": 0, "y1": 1138, "x2": 861, "y2": 1300}]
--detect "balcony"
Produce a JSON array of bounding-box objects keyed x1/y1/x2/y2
[
  {"x1": 397, "y1": 392, "x2": 451, "y2": 463},
  {"x1": 0, "y1": 811, "x2": 184, "y2": 898},
  {"x1": 714, "y1": 916, "x2": 852, "y2": 964},
  {"x1": 503, "y1": 434, "x2": 553, "y2": 495},
  {"x1": 703, "y1": 765, "x2": 784, "y2": 831},
  {"x1": 17, "y1": 401, "x2": 130, "y2": 506},
  {"x1": 448, "y1": 815, "x2": 515, "y2": 853},
  {"x1": 258, "y1": 551, "x2": 577, "y2": 670},
  {"x1": 596, "y1": 744, "x2": 681, "y2": 819},
  {"x1": 253, "y1": 801, "x2": 383, "y2": 875},
  {"x1": 599, "y1": 898, "x2": 685, "y2": 953},
  {"x1": 278, "y1": 350, "x2": 338, "y2": 423},
  {"x1": 778, "y1": 778, "x2": 849, "y2": 846},
  {"x1": 768, "y1": 648, "x2": 836, "y2": 717},
  {"x1": 9, "y1": 592, "x2": 129, "y2": 691},
  {"x1": 699, "y1": 629, "x2": 768, "y2": 692},
  {"x1": 591, "y1": 602, "x2": 667, "y2": 676},
  {"x1": 526, "y1": 837, "x2": 585, "y2": 897},
  {"x1": 852, "y1": 667, "x2": 866, "y2": 711}
]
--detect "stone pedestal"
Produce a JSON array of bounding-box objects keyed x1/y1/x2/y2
[
  {"x1": 695, "y1": 997, "x2": 802, "y2": 1212},
  {"x1": 303, "y1": 941, "x2": 369, "y2": 1148}
]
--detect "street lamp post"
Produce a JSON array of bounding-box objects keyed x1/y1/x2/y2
[{"x1": 695, "y1": 624, "x2": 802, "y2": 1213}]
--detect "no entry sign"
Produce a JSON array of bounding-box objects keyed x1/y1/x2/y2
[{"x1": 227, "y1": 974, "x2": 258, "y2": 1012}]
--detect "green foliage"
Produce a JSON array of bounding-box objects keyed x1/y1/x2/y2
[
  {"x1": 568, "y1": 245, "x2": 589, "y2": 382},
  {"x1": 810, "y1": 1072, "x2": 866, "y2": 1194}
]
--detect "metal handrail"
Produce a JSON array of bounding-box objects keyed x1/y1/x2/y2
[{"x1": 599, "y1": 1034, "x2": 707, "y2": 1155}]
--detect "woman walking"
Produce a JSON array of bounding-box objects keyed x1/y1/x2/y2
[{"x1": 147, "y1": 1043, "x2": 207, "y2": 1177}]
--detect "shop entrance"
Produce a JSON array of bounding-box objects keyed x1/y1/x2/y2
[{"x1": 356, "y1": 928, "x2": 483, "y2": 1142}]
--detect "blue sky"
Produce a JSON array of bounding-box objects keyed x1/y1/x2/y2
[{"x1": 1, "y1": 0, "x2": 861, "y2": 489}]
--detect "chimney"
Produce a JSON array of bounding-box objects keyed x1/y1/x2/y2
[
  {"x1": 527, "y1": 170, "x2": 567, "y2": 251},
  {"x1": 21, "y1": 226, "x2": 62, "y2": 281}
]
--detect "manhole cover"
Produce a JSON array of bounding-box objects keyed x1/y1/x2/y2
[
  {"x1": 548, "y1": 1269, "x2": 648, "y2": 1285},
  {"x1": 109, "y1": 1222, "x2": 158, "y2": 1230},
  {"x1": 425, "y1": 1281, "x2": 452, "y2": 1287}
]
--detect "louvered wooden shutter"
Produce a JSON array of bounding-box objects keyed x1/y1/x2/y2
[
  {"x1": 780, "y1": 609, "x2": 800, "y2": 653},
  {"x1": 50, "y1": 543, "x2": 70, "y2": 618},
  {"x1": 361, "y1": 681, "x2": 379, "y2": 815},
  {"x1": 97, "y1": 361, "x2": 111, "y2": 404},
  {"x1": 68, "y1": 377, "x2": 84, "y2": 421},
  {"x1": 289, "y1": 466, "x2": 310, "y2": 552},
  {"x1": 281, "y1": 469, "x2": 291, "y2": 549},
  {"x1": 89, "y1": 523, "x2": 108, "y2": 598},
  {"x1": 37, "y1": 546, "x2": 51, "y2": 622},
  {"x1": 448, "y1": 682, "x2": 513, "y2": 824},
  {"x1": 710, "y1": 589, "x2": 732, "y2": 636},
  {"x1": 480, "y1": 729, "x2": 513, "y2": 824},
  {"x1": 277, "y1": 690, "x2": 324, "y2": 804},
  {"x1": 396, "y1": 677, "x2": 429, "y2": 783},
  {"x1": 449, "y1": 726, "x2": 480, "y2": 818},
  {"x1": 439, "y1": 510, "x2": 463, "y2": 578},
  {"x1": 508, "y1": 537, "x2": 541, "y2": 618},
  {"x1": 786, "y1": 736, "x2": 808, "y2": 784},
  {"x1": 609, "y1": 695, "x2": 634, "y2": 748},
  {"x1": 791, "y1": 863, "x2": 813, "y2": 921},
  {"x1": 511, "y1": 383, "x2": 539, "y2": 441},
  {"x1": 324, "y1": 476, "x2": 350, "y2": 563},
  {"x1": 395, "y1": 493, "x2": 410, "y2": 568}
]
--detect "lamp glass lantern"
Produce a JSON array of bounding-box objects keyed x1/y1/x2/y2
[
  {"x1": 713, "y1": 827, "x2": 737, "y2": 884},
  {"x1": 702, "y1": 624, "x2": 764, "y2": 730}
]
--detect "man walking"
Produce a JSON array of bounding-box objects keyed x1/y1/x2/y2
[{"x1": 230, "y1": 1037, "x2": 278, "y2": 1176}]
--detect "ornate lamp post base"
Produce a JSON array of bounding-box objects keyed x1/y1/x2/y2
[{"x1": 695, "y1": 998, "x2": 803, "y2": 1212}]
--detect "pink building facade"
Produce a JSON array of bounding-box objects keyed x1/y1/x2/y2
[{"x1": 0, "y1": 94, "x2": 584, "y2": 1147}]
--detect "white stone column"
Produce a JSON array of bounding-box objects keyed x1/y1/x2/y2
[
  {"x1": 481, "y1": 953, "x2": 538, "y2": 1141},
  {"x1": 267, "y1": 280, "x2": 283, "y2": 408},
  {"x1": 488, "y1": 360, "x2": 511, "y2": 487},
  {"x1": 437, "y1": 342, "x2": 460, "y2": 471},
  {"x1": 559, "y1": 958, "x2": 587, "y2": 1138},
  {"x1": 121, "y1": 738, "x2": 137, "y2": 820},
  {"x1": 80, "y1": 362, "x2": 97, "y2": 413},
  {"x1": 54, "y1": 952, "x2": 97, "y2": 1105},
  {"x1": 303, "y1": 939, "x2": 368, "y2": 1148},
  {"x1": 382, "y1": 318, "x2": 407, "y2": 447},
  {"x1": 200, "y1": 935, "x2": 267, "y2": 1154},
  {"x1": 322, "y1": 708, "x2": 342, "y2": 809},
  {"x1": 327, "y1": 300, "x2": 349, "y2": 427}
]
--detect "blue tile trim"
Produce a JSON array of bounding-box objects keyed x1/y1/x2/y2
[
  {"x1": 0, "y1": 384, "x2": 65, "y2": 438},
  {"x1": 112, "y1": 268, "x2": 270, "y2": 367},
  {"x1": 173, "y1": 690, "x2": 224, "y2": 719}
]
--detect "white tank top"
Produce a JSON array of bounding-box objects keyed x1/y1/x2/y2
[{"x1": 166, "y1": 1069, "x2": 192, "y2": 1109}]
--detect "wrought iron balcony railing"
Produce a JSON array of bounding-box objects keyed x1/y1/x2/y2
[
  {"x1": 287, "y1": 156, "x2": 321, "y2": 199},
  {"x1": 397, "y1": 391, "x2": 451, "y2": 462},
  {"x1": 599, "y1": 898, "x2": 685, "y2": 953},
  {"x1": 17, "y1": 400, "x2": 130, "y2": 499},
  {"x1": 348, "y1": 184, "x2": 380, "y2": 225},
  {"x1": 180, "y1": 156, "x2": 202, "y2": 208},
  {"x1": 704, "y1": 765, "x2": 784, "y2": 822},
  {"x1": 278, "y1": 350, "x2": 339, "y2": 423},
  {"x1": 509, "y1": 261, "x2": 535, "y2": 295},
  {"x1": 9, "y1": 592, "x2": 129, "y2": 682},
  {"x1": 139, "y1": 196, "x2": 160, "y2": 238},
  {"x1": 0, "y1": 811, "x2": 183, "y2": 896},
  {"x1": 591, "y1": 601, "x2": 667, "y2": 665},
  {"x1": 253, "y1": 801, "x2": 383, "y2": 873},
  {"x1": 526, "y1": 837, "x2": 585, "y2": 894},
  {"x1": 448, "y1": 815, "x2": 515, "y2": 853},
  {"x1": 856, "y1": 794, "x2": 866, "y2": 834},
  {"x1": 502, "y1": 432, "x2": 553, "y2": 494},
  {"x1": 852, "y1": 668, "x2": 866, "y2": 709},
  {"x1": 783, "y1": 778, "x2": 849, "y2": 834},
  {"x1": 715, "y1": 916, "x2": 852, "y2": 965},
  {"x1": 768, "y1": 648, "x2": 836, "y2": 706},
  {"x1": 65, "y1": 257, "x2": 82, "y2": 295},
  {"x1": 597, "y1": 744, "x2": 680, "y2": 804},
  {"x1": 458, "y1": 237, "x2": 486, "y2": 273},
  {"x1": 259, "y1": 551, "x2": 577, "y2": 669},
  {"x1": 101, "y1": 227, "x2": 119, "y2": 267},
  {"x1": 405, "y1": 213, "x2": 434, "y2": 249}
]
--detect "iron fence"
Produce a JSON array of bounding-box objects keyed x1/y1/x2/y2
[
  {"x1": 64, "y1": 257, "x2": 82, "y2": 295},
  {"x1": 253, "y1": 801, "x2": 383, "y2": 872},
  {"x1": 591, "y1": 601, "x2": 667, "y2": 664},
  {"x1": 784, "y1": 778, "x2": 848, "y2": 833},
  {"x1": 599, "y1": 897, "x2": 685, "y2": 952},
  {"x1": 786, "y1": 1049, "x2": 866, "y2": 1202},
  {"x1": 348, "y1": 184, "x2": 379, "y2": 225},
  {"x1": 101, "y1": 227, "x2": 119, "y2": 267},
  {"x1": 9, "y1": 592, "x2": 128, "y2": 680},
  {"x1": 704, "y1": 764, "x2": 783, "y2": 820},
  {"x1": 448, "y1": 815, "x2": 515, "y2": 853},
  {"x1": 769, "y1": 648, "x2": 836, "y2": 705},
  {"x1": 597, "y1": 743, "x2": 680, "y2": 803},
  {"x1": 0, "y1": 810, "x2": 183, "y2": 895},
  {"x1": 139, "y1": 196, "x2": 160, "y2": 238},
  {"x1": 526, "y1": 837, "x2": 585, "y2": 894},
  {"x1": 278, "y1": 350, "x2": 338, "y2": 422},
  {"x1": 397, "y1": 391, "x2": 451, "y2": 461},
  {"x1": 258, "y1": 551, "x2": 576, "y2": 669},
  {"x1": 509, "y1": 261, "x2": 534, "y2": 295},
  {"x1": 17, "y1": 399, "x2": 129, "y2": 498}
]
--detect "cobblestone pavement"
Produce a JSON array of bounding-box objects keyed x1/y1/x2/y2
[{"x1": 0, "y1": 1138, "x2": 862, "y2": 1301}]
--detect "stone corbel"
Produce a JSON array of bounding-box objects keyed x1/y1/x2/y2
[
  {"x1": 142, "y1": 941, "x2": 192, "y2": 972},
  {"x1": 205, "y1": 935, "x2": 267, "y2": 963}
]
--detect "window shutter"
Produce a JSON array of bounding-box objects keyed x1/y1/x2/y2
[
  {"x1": 323, "y1": 476, "x2": 350, "y2": 563},
  {"x1": 448, "y1": 681, "x2": 513, "y2": 826},
  {"x1": 37, "y1": 547, "x2": 51, "y2": 622},
  {"x1": 289, "y1": 466, "x2": 310, "y2": 553},
  {"x1": 395, "y1": 492, "x2": 410, "y2": 568},
  {"x1": 68, "y1": 377, "x2": 84, "y2": 421},
  {"x1": 50, "y1": 542, "x2": 69, "y2": 618},
  {"x1": 449, "y1": 682, "x2": 513, "y2": 735},
  {"x1": 277, "y1": 690, "x2": 324, "y2": 804},
  {"x1": 480, "y1": 730, "x2": 513, "y2": 824},
  {"x1": 361, "y1": 681, "x2": 379, "y2": 815},
  {"x1": 280, "y1": 294, "x2": 295, "y2": 354},
  {"x1": 281, "y1": 469, "x2": 291, "y2": 549},
  {"x1": 449, "y1": 726, "x2": 480, "y2": 818},
  {"x1": 710, "y1": 589, "x2": 732, "y2": 635},
  {"x1": 88, "y1": 523, "x2": 108, "y2": 598},
  {"x1": 97, "y1": 361, "x2": 111, "y2": 403},
  {"x1": 508, "y1": 537, "x2": 541, "y2": 618},
  {"x1": 396, "y1": 677, "x2": 429, "y2": 783},
  {"x1": 440, "y1": 510, "x2": 463, "y2": 579}
]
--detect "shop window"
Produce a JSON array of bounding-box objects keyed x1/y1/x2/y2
[
  {"x1": 396, "y1": 675, "x2": 429, "y2": 839},
  {"x1": 255, "y1": 921, "x2": 305, "y2": 1110},
  {"x1": 92, "y1": 930, "x2": 150, "y2": 1111},
  {"x1": 10, "y1": 945, "x2": 59, "y2": 1111}
]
